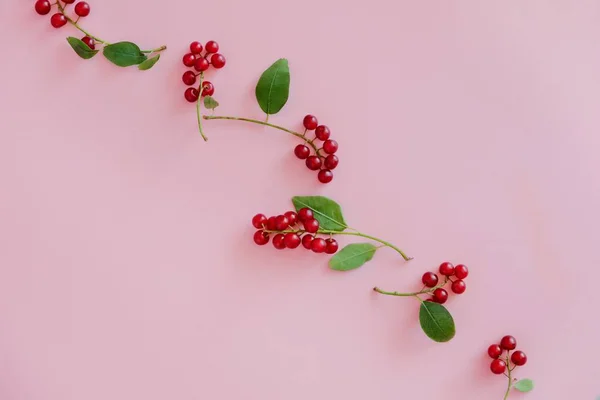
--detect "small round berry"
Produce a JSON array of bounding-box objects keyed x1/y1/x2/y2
[
  {"x1": 284, "y1": 211, "x2": 298, "y2": 226},
  {"x1": 201, "y1": 81, "x2": 215, "y2": 97},
  {"x1": 182, "y1": 71, "x2": 197, "y2": 86},
  {"x1": 50, "y1": 13, "x2": 67, "y2": 28},
  {"x1": 303, "y1": 115, "x2": 318, "y2": 130},
  {"x1": 488, "y1": 344, "x2": 502, "y2": 359},
  {"x1": 490, "y1": 359, "x2": 506, "y2": 375},
  {"x1": 500, "y1": 335, "x2": 517, "y2": 351},
  {"x1": 284, "y1": 233, "x2": 301, "y2": 249},
  {"x1": 301, "y1": 234, "x2": 314, "y2": 249},
  {"x1": 324, "y1": 154, "x2": 339, "y2": 170},
  {"x1": 451, "y1": 279, "x2": 466, "y2": 294},
  {"x1": 190, "y1": 41, "x2": 203, "y2": 54},
  {"x1": 325, "y1": 238, "x2": 338, "y2": 254},
  {"x1": 318, "y1": 169, "x2": 333, "y2": 183},
  {"x1": 253, "y1": 230, "x2": 269, "y2": 246},
  {"x1": 63, "y1": 0, "x2": 75, "y2": 3},
  {"x1": 194, "y1": 57, "x2": 210, "y2": 72},
  {"x1": 303, "y1": 218, "x2": 320, "y2": 233},
  {"x1": 183, "y1": 53, "x2": 196, "y2": 67},
  {"x1": 272, "y1": 234, "x2": 286, "y2": 249},
  {"x1": 35, "y1": 0, "x2": 52, "y2": 15},
  {"x1": 298, "y1": 208, "x2": 313, "y2": 223},
  {"x1": 266, "y1": 216, "x2": 277, "y2": 231},
  {"x1": 454, "y1": 264, "x2": 469, "y2": 279},
  {"x1": 205, "y1": 40, "x2": 219, "y2": 54},
  {"x1": 305, "y1": 156, "x2": 322, "y2": 171},
  {"x1": 432, "y1": 288, "x2": 448, "y2": 304},
  {"x1": 252, "y1": 213, "x2": 267, "y2": 229},
  {"x1": 311, "y1": 238, "x2": 327, "y2": 253},
  {"x1": 74, "y1": 2, "x2": 90, "y2": 16},
  {"x1": 81, "y1": 36, "x2": 95, "y2": 50},
  {"x1": 421, "y1": 272, "x2": 439, "y2": 288},
  {"x1": 275, "y1": 215, "x2": 290, "y2": 231},
  {"x1": 511, "y1": 351, "x2": 527, "y2": 366},
  {"x1": 315, "y1": 125, "x2": 331, "y2": 141},
  {"x1": 294, "y1": 144, "x2": 310, "y2": 159},
  {"x1": 439, "y1": 262, "x2": 455, "y2": 276},
  {"x1": 323, "y1": 140, "x2": 338, "y2": 154},
  {"x1": 184, "y1": 88, "x2": 199, "y2": 103},
  {"x1": 211, "y1": 53, "x2": 226, "y2": 68}
]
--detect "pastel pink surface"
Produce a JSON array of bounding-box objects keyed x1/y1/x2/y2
[{"x1": 1, "y1": 1, "x2": 599, "y2": 399}]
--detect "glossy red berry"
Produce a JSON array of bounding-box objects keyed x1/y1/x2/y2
[
  {"x1": 50, "y1": 13, "x2": 67, "y2": 28},
  {"x1": 301, "y1": 234, "x2": 314, "y2": 249},
  {"x1": 490, "y1": 359, "x2": 506, "y2": 375},
  {"x1": 201, "y1": 81, "x2": 215, "y2": 97},
  {"x1": 205, "y1": 40, "x2": 219, "y2": 54},
  {"x1": 275, "y1": 215, "x2": 289, "y2": 231},
  {"x1": 284, "y1": 211, "x2": 298, "y2": 226},
  {"x1": 303, "y1": 218, "x2": 320, "y2": 233},
  {"x1": 315, "y1": 125, "x2": 330, "y2": 141},
  {"x1": 253, "y1": 230, "x2": 269, "y2": 245},
  {"x1": 303, "y1": 115, "x2": 318, "y2": 130},
  {"x1": 272, "y1": 234, "x2": 286, "y2": 249},
  {"x1": 318, "y1": 169, "x2": 333, "y2": 183},
  {"x1": 511, "y1": 351, "x2": 527, "y2": 366},
  {"x1": 194, "y1": 57, "x2": 210, "y2": 72},
  {"x1": 184, "y1": 88, "x2": 199, "y2": 103},
  {"x1": 421, "y1": 272, "x2": 439, "y2": 288},
  {"x1": 454, "y1": 264, "x2": 469, "y2": 279},
  {"x1": 81, "y1": 36, "x2": 95, "y2": 50},
  {"x1": 451, "y1": 279, "x2": 466, "y2": 294},
  {"x1": 190, "y1": 41, "x2": 203, "y2": 54},
  {"x1": 311, "y1": 238, "x2": 327, "y2": 253},
  {"x1": 324, "y1": 154, "x2": 339, "y2": 170},
  {"x1": 500, "y1": 335, "x2": 517, "y2": 351},
  {"x1": 35, "y1": 0, "x2": 52, "y2": 15},
  {"x1": 325, "y1": 238, "x2": 338, "y2": 254},
  {"x1": 284, "y1": 233, "x2": 301, "y2": 249},
  {"x1": 266, "y1": 216, "x2": 277, "y2": 231},
  {"x1": 298, "y1": 208, "x2": 313, "y2": 223},
  {"x1": 211, "y1": 53, "x2": 226, "y2": 68},
  {"x1": 305, "y1": 156, "x2": 322, "y2": 171},
  {"x1": 183, "y1": 53, "x2": 196, "y2": 67},
  {"x1": 294, "y1": 144, "x2": 310, "y2": 159},
  {"x1": 439, "y1": 262, "x2": 455, "y2": 276},
  {"x1": 432, "y1": 288, "x2": 448, "y2": 304},
  {"x1": 182, "y1": 71, "x2": 197, "y2": 86},
  {"x1": 488, "y1": 344, "x2": 502, "y2": 359},
  {"x1": 323, "y1": 140, "x2": 338, "y2": 154},
  {"x1": 74, "y1": 2, "x2": 90, "y2": 17},
  {"x1": 252, "y1": 214, "x2": 267, "y2": 229}
]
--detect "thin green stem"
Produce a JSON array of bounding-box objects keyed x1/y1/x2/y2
[
  {"x1": 321, "y1": 230, "x2": 412, "y2": 261},
  {"x1": 196, "y1": 73, "x2": 208, "y2": 141},
  {"x1": 141, "y1": 46, "x2": 168, "y2": 54},
  {"x1": 373, "y1": 278, "x2": 449, "y2": 298},
  {"x1": 503, "y1": 354, "x2": 512, "y2": 400}
]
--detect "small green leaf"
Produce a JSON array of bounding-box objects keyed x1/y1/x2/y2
[
  {"x1": 66, "y1": 37, "x2": 99, "y2": 60},
  {"x1": 329, "y1": 243, "x2": 377, "y2": 271},
  {"x1": 204, "y1": 96, "x2": 220, "y2": 110},
  {"x1": 513, "y1": 379, "x2": 534, "y2": 392},
  {"x1": 103, "y1": 42, "x2": 147, "y2": 67},
  {"x1": 255, "y1": 58, "x2": 290, "y2": 115},
  {"x1": 138, "y1": 54, "x2": 160, "y2": 70},
  {"x1": 419, "y1": 301, "x2": 456, "y2": 342},
  {"x1": 292, "y1": 196, "x2": 347, "y2": 231}
]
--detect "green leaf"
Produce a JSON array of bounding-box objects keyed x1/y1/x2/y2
[
  {"x1": 255, "y1": 58, "x2": 290, "y2": 115},
  {"x1": 329, "y1": 243, "x2": 377, "y2": 271},
  {"x1": 66, "y1": 37, "x2": 99, "y2": 60},
  {"x1": 419, "y1": 301, "x2": 456, "y2": 342},
  {"x1": 291, "y1": 196, "x2": 347, "y2": 231},
  {"x1": 204, "y1": 96, "x2": 219, "y2": 110},
  {"x1": 138, "y1": 54, "x2": 160, "y2": 70},
  {"x1": 513, "y1": 379, "x2": 534, "y2": 392},
  {"x1": 103, "y1": 42, "x2": 147, "y2": 67}
]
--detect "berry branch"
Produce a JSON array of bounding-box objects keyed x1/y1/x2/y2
[{"x1": 488, "y1": 336, "x2": 534, "y2": 398}]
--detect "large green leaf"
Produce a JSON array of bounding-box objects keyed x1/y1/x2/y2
[
  {"x1": 138, "y1": 54, "x2": 160, "y2": 70},
  {"x1": 66, "y1": 37, "x2": 98, "y2": 60},
  {"x1": 513, "y1": 379, "x2": 534, "y2": 393},
  {"x1": 419, "y1": 301, "x2": 455, "y2": 342},
  {"x1": 292, "y1": 196, "x2": 347, "y2": 231},
  {"x1": 329, "y1": 243, "x2": 377, "y2": 271},
  {"x1": 103, "y1": 42, "x2": 147, "y2": 67},
  {"x1": 255, "y1": 58, "x2": 290, "y2": 115}
]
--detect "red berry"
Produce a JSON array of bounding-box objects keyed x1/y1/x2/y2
[
  {"x1": 325, "y1": 238, "x2": 338, "y2": 254},
  {"x1": 439, "y1": 262, "x2": 455, "y2": 276},
  {"x1": 318, "y1": 169, "x2": 333, "y2": 183},
  {"x1": 303, "y1": 115, "x2": 318, "y2": 130},
  {"x1": 298, "y1": 208, "x2": 313, "y2": 222},
  {"x1": 194, "y1": 57, "x2": 210, "y2": 72},
  {"x1": 252, "y1": 213, "x2": 267, "y2": 229},
  {"x1": 454, "y1": 264, "x2": 469, "y2": 279},
  {"x1": 303, "y1": 218, "x2": 320, "y2": 233},
  {"x1": 488, "y1": 344, "x2": 502, "y2": 359},
  {"x1": 511, "y1": 351, "x2": 527, "y2": 366},
  {"x1": 184, "y1": 88, "x2": 199, "y2": 103},
  {"x1": 211, "y1": 53, "x2": 226, "y2": 68},
  {"x1": 275, "y1": 215, "x2": 289, "y2": 231},
  {"x1": 182, "y1": 71, "x2": 197, "y2": 86},
  {"x1": 183, "y1": 53, "x2": 196, "y2": 67},
  {"x1": 500, "y1": 335, "x2": 517, "y2": 351},
  {"x1": 294, "y1": 144, "x2": 310, "y2": 159},
  {"x1": 315, "y1": 125, "x2": 331, "y2": 141},
  {"x1": 432, "y1": 288, "x2": 448, "y2": 304},
  {"x1": 421, "y1": 272, "x2": 439, "y2": 288},
  {"x1": 201, "y1": 81, "x2": 214, "y2": 97},
  {"x1": 311, "y1": 238, "x2": 326, "y2": 253},
  {"x1": 284, "y1": 233, "x2": 301, "y2": 249},
  {"x1": 284, "y1": 211, "x2": 298, "y2": 226},
  {"x1": 301, "y1": 234, "x2": 314, "y2": 249},
  {"x1": 490, "y1": 359, "x2": 506, "y2": 375},
  {"x1": 324, "y1": 154, "x2": 339, "y2": 170},
  {"x1": 205, "y1": 40, "x2": 219, "y2": 54},
  {"x1": 253, "y1": 230, "x2": 269, "y2": 245},
  {"x1": 272, "y1": 234, "x2": 286, "y2": 249},
  {"x1": 35, "y1": 0, "x2": 52, "y2": 15},
  {"x1": 451, "y1": 279, "x2": 466, "y2": 294},
  {"x1": 81, "y1": 36, "x2": 95, "y2": 50},
  {"x1": 305, "y1": 155, "x2": 322, "y2": 171},
  {"x1": 323, "y1": 140, "x2": 338, "y2": 154},
  {"x1": 190, "y1": 41, "x2": 203, "y2": 54},
  {"x1": 50, "y1": 13, "x2": 67, "y2": 28},
  {"x1": 74, "y1": 2, "x2": 90, "y2": 17},
  {"x1": 63, "y1": 0, "x2": 75, "y2": 3},
  {"x1": 266, "y1": 216, "x2": 277, "y2": 231}
]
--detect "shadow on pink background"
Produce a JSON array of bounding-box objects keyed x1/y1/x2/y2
[{"x1": 1, "y1": 0, "x2": 599, "y2": 399}]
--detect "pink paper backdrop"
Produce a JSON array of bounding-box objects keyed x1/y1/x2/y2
[{"x1": 1, "y1": 0, "x2": 599, "y2": 399}]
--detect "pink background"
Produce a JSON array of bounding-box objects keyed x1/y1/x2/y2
[{"x1": 1, "y1": 0, "x2": 599, "y2": 398}]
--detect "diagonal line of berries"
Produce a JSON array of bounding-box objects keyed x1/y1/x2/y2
[{"x1": 488, "y1": 336, "x2": 534, "y2": 398}]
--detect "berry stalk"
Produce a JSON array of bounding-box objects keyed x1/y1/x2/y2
[
  {"x1": 373, "y1": 278, "x2": 449, "y2": 299},
  {"x1": 504, "y1": 355, "x2": 513, "y2": 400},
  {"x1": 196, "y1": 72, "x2": 208, "y2": 141}
]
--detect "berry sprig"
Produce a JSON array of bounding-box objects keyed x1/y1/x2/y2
[
  {"x1": 34, "y1": 0, "x2": 166, "y2": 70},
  {"x1": 488, "y1": 335, "x2": 534, "y2": 399},
  {"x1": 251, "y1": 196, "x2": 412, "y2": 269},
  {"x1": 373, "y1": 262, "x2": 468, "y2": 342}
]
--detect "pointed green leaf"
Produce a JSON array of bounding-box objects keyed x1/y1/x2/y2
[
  {"x1": 513, "y1": 379, "x2": 534, "y2": 392},
  {"x1": 329, "y1": 243, "x2": 377, "y2": 271},
  {"x1": 292, "y1": 196, "x2": 347, "y2": 232},
  {"x1": 103, "y1": 42, "x2": 147, "y2": 67},
  {"x1": 419, "y1": 301, "x2": 455, "y2": 342},
  {"x1": 255, "y1": 58, "x2": 290, "y2": 115},
  {"x1": 204, "y1": 96, "x2": 220, "y2": 110},
  {"x1": 138, "y1": 54, "x2": 160, "y2": 70},
  {"x1": 66, "y1": 37, "x2": 99, "y2": 60}
]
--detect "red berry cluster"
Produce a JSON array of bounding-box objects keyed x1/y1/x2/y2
[
  {"x1": 488, "y1": 335, "x2": 528, "y2": 374},
  {"x1": 251, "y1": 208, "x2": 338, "y2": 253},
  {"x1": 294, "y1": 115, "x2": 339, "y2": 183},
  {"x1": 421, "y1": 262, "x2": 468, "y2": 303},
  {"x1": 181, "y1": 41, "x2": 225, "y2": 103},
  {"x1": 35, "y1": 0, "x2": 93, "y2": 47}
]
